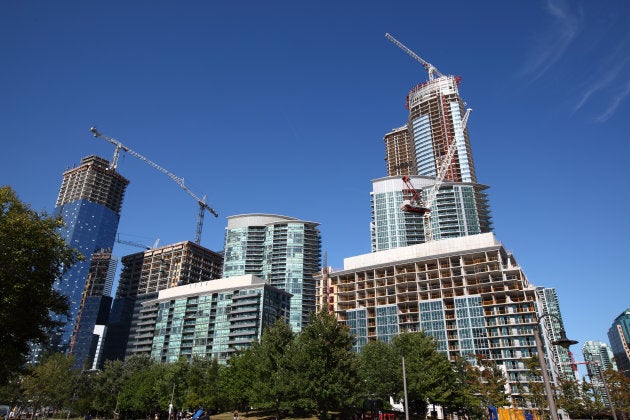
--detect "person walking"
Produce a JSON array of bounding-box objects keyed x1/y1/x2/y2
[{"x1": 233, "y1": 411, "x2": 238, "y2": 420}]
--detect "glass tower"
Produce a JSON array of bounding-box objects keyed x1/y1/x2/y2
[
  {"x1": 102, "y1": 240, "x2": 223, "y2": 363},
  {"x1": 223, "y1": 214, "x2": 321, "y2": 332},
  {"x1": 407, "y1": 76, "x2": 476, "y2": 183},
  {"x1": 370, "y1": 176, "x2": 492, "y2": 251},
  {"x1": 607, "y1": 308, "x2": 630, "y2": 377},
  {"x1": 583, "y1": 341, "x2": 617, "y2": 405},
  {"x1": 149, "y1": 275, "x2": 291, "y2": 364},
  {"x1": 535, "y1": 287, "x2": 575, "y2": 382},
  {"x1": 377, "y1": 73, "x2": 492, "y2": 251},
  {"x1": 52, "y1": 155, "x2": 129, "y2": 357},
  {"x1": 68, "y1": 249, "x2": 116, "y2": 369}
]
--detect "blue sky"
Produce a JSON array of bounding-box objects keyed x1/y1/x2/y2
[{"x1": 2, "y1": 1, "x2": 628, "y2": 362}]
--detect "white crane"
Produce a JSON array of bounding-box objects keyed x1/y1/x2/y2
[
  {"x1": 421, "y1": 109, "x2": 471, "y2": 242},
  {"x1": 90, "y1": 127, "x2": 218, "y2": 244},
  {"x1": 400, "y1": 109, "x2": 471, "y2": 242},
  {"x1": 385, "y1": 33, "x2": 444, "y2": 80}
]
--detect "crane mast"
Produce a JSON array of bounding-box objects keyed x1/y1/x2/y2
[
  {"x1": 385, "y1": 33, "x2": 444, "y2": 80},
  {"x1": 422, "y1": 108, "x2": 471, "y2": 242},
  {"x1": 401, "y1": 109, "x2": 471, "y2": 242},
  {"x1": 321, "y1": 251, "x2": 330, "y2": 314},
  {"x1": 90, "y1": 127, "x2": 218, "y2": 244}
]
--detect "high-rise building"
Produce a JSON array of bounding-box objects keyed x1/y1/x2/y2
[
  {"x1": 384, "y1": 125, "x2": 415, "y2": 176},
  {"x1": 316, "y1": 233, "x2": 566, "y2": 404},
  {"x1": 582, "y1": 341, "x2": 616, "y2": 371},
  {"x1": 147, "y1": 275, "x2": 291, "y2": 364},
  {"x1": 223, "y1": 214, "x2": 321, "y2": 332},
  {"x1": 370, "y1": 176, "x2": 492, "y2": 251},
  {"x1": 607, "y1": 308, "x2": 630, "y2": 377},
  {"x1": 101, "y1": 241, "x2": 223, "y2": 363},
  {"x1": 377, "y1": 67, "x2": 491, "y2": 248},
  {"x1": 535, "y1": 287, "x2": 575, "y2": 382},
  {"x1": 315, "y1": 36, "x2": 575, "y2": 407},
  {"x1": 407, "y1": 76, "x2": 476, "y2": 183},
  {"x1": 583, "y1": 341, "x2": 617, "y2": 405},
  {"x1": 68, "y1": 249, "x2": 116, "y2": 369},
  {"x1": 52, "y1": 155, "x2": 129, "y2": 359}
]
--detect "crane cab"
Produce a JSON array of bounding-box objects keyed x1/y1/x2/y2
[{"x1": 401, "y1": 200, "x2": 431, "y2": 214}]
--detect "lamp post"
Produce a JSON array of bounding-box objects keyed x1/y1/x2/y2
[
  {"x1": 401, "y1": 354, "x2": 410, "y2": 420},
  {"x1": 533, "y1": 313, "x2": 577, "y2": 420},
  {"x1": 584, "y1": 360, "x2": 617, "y2": 420}
]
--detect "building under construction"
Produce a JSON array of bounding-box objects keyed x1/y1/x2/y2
[
  {"x1": 407, "y1": 75, "x2": 476, "y2": 183},
  {"x1": 51, "y1": 155, "x2": 129, "y2": 362},
  {"x1": 101, "y1": 241, "x2": 223, "y2": 362},
  {"x1": 371, "y1": 176, "x2": 492, "y2": 251},
  {"x1": 313, "y1": 34, "x2": 577, "y2": 407},
  {"x1": 68, "y1": 248, "x2": 116, "y2": 369},
  {"x1": 315, "y1": 233, "x2": 568, "y2": 405},
  {"x1": 384, "y1": 125, "x2": 415, "y2": 176}
]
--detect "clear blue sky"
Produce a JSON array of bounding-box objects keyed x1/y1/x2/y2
[{"x1": 2, "y1": 1, "x2": 628, "y2": 361}]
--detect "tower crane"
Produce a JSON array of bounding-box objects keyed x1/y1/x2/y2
[
  {"x1": 401, "y1": 108, "x2": 471, "y2": 242},
  {"x1": 321, "y1": 251, "x2": 331, "y2": 314},
  {"x1": 115, "y1": 234, "x2": 160, "y2": 250},
  {"x1": 90, "y1": 127, "x2": 218, "y2": 245},
  {"x1": 385, "y1": 33, "x2": 444, "y2": 80}
]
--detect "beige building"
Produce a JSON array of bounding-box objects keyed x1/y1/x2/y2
[{"x1": 316, "y1": 233, "x2": 562, "y2": 403}]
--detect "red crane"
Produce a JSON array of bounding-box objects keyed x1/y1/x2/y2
[{"x1": 400, "y1": 176, "x2": 430, "y2": 214}]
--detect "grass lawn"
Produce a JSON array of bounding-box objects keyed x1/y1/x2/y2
[{"x1": 209, "y1": 411, "x2": 318, "y2": 420}]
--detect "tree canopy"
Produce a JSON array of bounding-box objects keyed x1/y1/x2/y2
[{"x1": 0, "y1": 186, "x2": 81, "y2": 383}]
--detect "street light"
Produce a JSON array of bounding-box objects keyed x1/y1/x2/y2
[
  {"x1": 401, "y1": 354, "x2": 409, "y2": 420},
  {"x1": 533, "y1": 313, "x2": 577, "y2": 420},
  {"x1": 584, "y1": 360, "x2": 617, "y2": 420}
]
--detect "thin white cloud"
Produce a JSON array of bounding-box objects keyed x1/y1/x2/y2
[
  {"x1": 521, "y1": 0, "x2": 580, "y2": 80},
  {"x1": 573, "y1": 61, "x2": 624, "y2": 112},
  {"x1": 594, "y1": 80, "x2": 630, "y2": 122}
]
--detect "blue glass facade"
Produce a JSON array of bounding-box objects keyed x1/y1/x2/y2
[
  {"x1": 51, "y1": 155, "x2": 128, "y2": 357},
  {"x1": 70, "y1": 295, "x2": 112, "y2": 369},
  {"x1": 346, "y1": 308, "x2": 368, "y2": 352},
  {"x1": 375, "y1": 304, "x2": 399, "y2": 343},
  {"x1": 53, "y1": 200, "x2": 120, "y2": 351},
  {"x1": 608, "y1": 308, "x2": 630, "y2": 376}
]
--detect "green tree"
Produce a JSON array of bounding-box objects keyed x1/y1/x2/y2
[
  {"x1": 556, "y1": 378, "x2": 585, "y2": 418},
  {"x1": 522, "y1": 356, "x2": 550, "y2": 420},
  {"x1": 247, "y1": 320, "x2": 296, "y2": 417},
  {"x1": 0, "y1": 379, "x2": 22, "y2": 410},
  {"x1": 290, "y1": 310, "x2": 360, "y2": 419},
  {"x1": 91, "y1": 359, "x2": 126, "y2": 417},
  {"x1": 70, "y1": 369, "x2": 99, "y2": 417},
  {"x1": 391, "y1": 332, "x2": 454, "y2": 416},
  {"x1": 603, "y1": 368, "x2": 630, "y2": 418},
  {"x1": 448, "y1": 356, "x2": 484, "y2": 418},
  {"x1": 116, "y1": 355, "x2": 159, "y2": 417},
  {"x1": 21, "y1": 353, "x2": 78, "y2": 417},
  {"x1": 154, "y1": 358, "x2": 191, "y2": 415},
  {"x1": 183, "y1": 356, "x2": 220, "y2": 412},
  {"x1": 359, "y1": 340, "x2": 400, "y2": 404},
  {"x1": 0, "y1": 186, "x2": 81, "y2": 383},
  {"x1": 579, "y1": 380, "x2": 606, "y2": 419},
  {"x1": 474, "y1": 355, "x2": 509, "y2": 408},
  {"x1": 218, "y1": 349, "x2": 256, "y2": 414}
]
